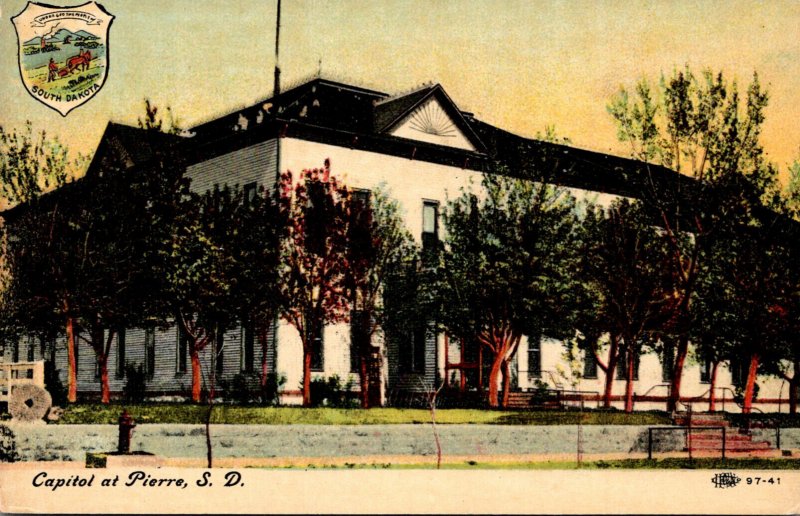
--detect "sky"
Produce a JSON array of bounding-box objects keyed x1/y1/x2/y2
[{"x1": 1, "y1": 0, "x2": 799, "y2": 181}]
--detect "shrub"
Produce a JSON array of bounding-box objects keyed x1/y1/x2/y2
[
  {"x1": 309, "y1": 375, "x2": 356, "y2": 408},
  {"x1": 228, "y1": 374, "x2": 254, "y2": 405},
  {"x1": 0, "y1": 425, "x2": 20, "y2": 463},
  {"x1": 44, "y1": 361, "x2": 68, "y2": 407},
  {"x1": 123, "y1": 364, "x2": 147, "y2": 403},
  {"x1": 260, "y1": 372, "x2": 286, "y2": 406}
]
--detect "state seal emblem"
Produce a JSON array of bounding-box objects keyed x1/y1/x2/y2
[{"x1": 12, "y1": 2, "x2": 114, "y2": 116}]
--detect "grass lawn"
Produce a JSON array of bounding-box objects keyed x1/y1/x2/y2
[
  {"x1": 53, "y1": 404, "x2": 672, "y2": 425},
  {"x1": 277, "y1": 457, "x2": 800, "y2": 470}
]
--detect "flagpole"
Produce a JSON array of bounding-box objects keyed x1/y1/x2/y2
[{"x1": 273, "y1": 0, "x2": 281, "y2": 96}]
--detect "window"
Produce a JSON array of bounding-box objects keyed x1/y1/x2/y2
[
  {"x1": 352, "y1": 189, "x2": 371, "y2": 210},
  {"x1": 243, "y1": 182, "x2": 257, "y2": 205},
  {"x1": 305, "y1": 180, "x2": 328, "y2": 256},
  {"x1": 350, "y1": 310, "x2": 369, "y2": 373},
  {"x1": 73, "y1": 331, "x2": 79, "y2": 373},
  {"x1": 583, "y1": 350, "x2": 598, "y2": 379},
  {"x1": 616, "y1": 349, "x2": 640, "y2": 380},
  {"x1": 421, "y1": 200, "x2": 439, "y2": 253},
  {"x1": 661, "y1": 342, "x2": 675, "y2": 382},
  {"x1": 730, "y1": 359, "x2": 746, "y2": 387},
  {"x1": 307, "y1": 318, "x2": 324, "y2": 372},
  {"x1": 242, "y1": 323, "x2": 255, "y2": 373},
  {"x1": 176, "y1": 326, "x2": 188, "y2": 373},
  {"x1": 215, "y1": 331, "x2": 224, "y2": 377},
  {"x1": 27, "y1": 336, "x2": 35, "y2": 362},
  {"x1": 528, "y1": 336, "x2": 542, "y2": 379},
  {"x1": 145, "y1": 328, "x2": 155, "y2": 380},
  {"x1": 11, "y1": 340, "x2": 19, "y2": 362},
  {"x1": 116, "y1": 329, "x2": 126, "y2": 379},
  {"x1": 699, "y1": 359, "x2": 711, "y2": 383}
]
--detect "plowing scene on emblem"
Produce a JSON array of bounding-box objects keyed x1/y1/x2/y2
[{"x1": 20, "y1": 24, "x2": 105, "y2": 99}]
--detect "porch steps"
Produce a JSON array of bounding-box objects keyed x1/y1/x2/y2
[
  {"x1": 506, "y1": 391, "x2": 561, "y2": 410},
  {"x1": 674, "y1": 411, "x2": 774, "y2": 456}
]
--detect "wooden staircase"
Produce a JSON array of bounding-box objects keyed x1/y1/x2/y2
[{"x1": 674, "y1": 412, "x2": 775, "y2": 456}]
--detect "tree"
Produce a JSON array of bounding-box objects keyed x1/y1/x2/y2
[
  {"x1": 608, "y1": 67, "x2": 772, "y2": 411},
  {"x1": 580, "y1": 200, "x2": 676, "y2": 412},
  {"x1": 0, "y1": 122, "x2": 85, "y2": 401},
  {"x1": 227, "y1": 183, "x2": 287, "y2": 394},
  {"x1": 0, "y1": 121, "x2": 84, "y2": 207},
  {"x1": 439, "y1": 172, "x2": 581, "y2": 408},
  {"x1": 279, "y1": 161, "x2": 352, "y2": 407},
  {"x1": 166, "y1": 186, "x2": 238, "y2": 403},
  {"x1": 345, "y1": 187, "x2": 417, "y2": 407}
]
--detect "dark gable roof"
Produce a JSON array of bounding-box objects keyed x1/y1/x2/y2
[
  {"x1": 191, "y1": 79, "x2": 387, "y2": 137},
  {"x1": 466, "y1": 116, "x2": 698, "y2": 198},
  {"x1": 85, "y1": 122, "x2": 184, "y2": 178}
]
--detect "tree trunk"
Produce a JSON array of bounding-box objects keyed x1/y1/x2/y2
[
  {"x1": 602, "y1": 334, "x2": 619, "y2": 408},
  {"x1": 501, "y1": 359, "x2": 511, "y2": 408},
  {"x1": 99, "y1": 354, "x2": 110, "y2": 404},
  {"x1": 302, "y1": 347, "x2": 312, "y2": 407},
  {"x1": 742, "y1": 353, "x2": 759, "y2": 414},
  {"x1": 486, "y1": 353, "x2": 504, "y2": 408},
  {"x1": 191, "y1": 347, "x2": 202, "y2": 403},
  {"x1": 623, "y1": 347, "x2": 635, "y2": 413},
  {"x1": 708, "y1": 361, "x2": 719, "y2": 412},
  {"x1": 668, "y1": 333, "x2": 689, "y2": 412},
  {"x1": 65, "y1": 313, "x2": 77, "y2": 403}
]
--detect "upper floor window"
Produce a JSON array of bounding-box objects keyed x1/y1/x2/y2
[
  {"x1": 243, "y1": 182, "x2": 258, "y2": 206},
  {"x1": 583, "y1": 350, "x2": 598, "y2": 379},
  {"x1": 422, "y1": 200, "x2": 439, "y2": 255}
]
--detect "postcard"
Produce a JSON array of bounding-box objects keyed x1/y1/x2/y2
[{"x1": 0, "y1": 0, "x2": 799, "y2": 513}]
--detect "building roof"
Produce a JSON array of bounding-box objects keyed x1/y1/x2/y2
[{"x1": 187, "y1": 77, "x2": 696, "y2": 200}]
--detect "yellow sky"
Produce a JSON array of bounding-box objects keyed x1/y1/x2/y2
[{"x1": 1, "y1": 0, "x2": 799, "y2": 179}]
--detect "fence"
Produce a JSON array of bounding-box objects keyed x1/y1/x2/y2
[{"x1": 0, "y1": 361, "x2": 46, "y2": 403}]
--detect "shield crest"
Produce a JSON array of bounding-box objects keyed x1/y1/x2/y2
[{"x1": 12, "y1": 2, "x2": 114, "y2": 116}]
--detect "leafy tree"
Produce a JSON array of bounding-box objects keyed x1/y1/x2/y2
[
  {"x1": 439, "y1": 172, "x2": 581, "y2": 408},
  {"x1": 608, "y1": 67, "x2": 772, "y2": 411},
  {"x1": 166, "y1": 186, "x2": 238, "y2": 403},
  {"x1": 345, "y1": 187, "x2": 417, "y2": 407},
  {"x1": 279, "y1": 161, "x2": 352, "y2": 407},
  {"x1": 228, "y1": 184, "x2": 287, "y2": 392},
  {"x1": 0, "y1": 121, "x2": 85, "y2": 206},
  {"x1": 580, "y1": 199, "x2": 677, "y2": 412}
]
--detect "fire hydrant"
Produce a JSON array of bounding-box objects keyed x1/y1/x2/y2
[{"x1": 118, "y1": 410, "x2": 136, "y2": 454}]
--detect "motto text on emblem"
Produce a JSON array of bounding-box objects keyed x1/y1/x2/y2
[{"x1": 11, "y1": 1, "x2": 114, "y2": 116}]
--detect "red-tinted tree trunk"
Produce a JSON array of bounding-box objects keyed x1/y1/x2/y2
[
  {"x1": 99, "y1": 354, "x2": 110, "y2": 404},
  {"x1": 191, "y1": 347, "x2": 202, "y2": 403},
  {"x1": 302, "y1": 347, "x2": 312, "y2": 407},
  {"x1": 602, "y1": 334, "x2": 619, "y2": 408},
  {"x1": 667, "y1": 334, "x2": 689, "y2": 412},
  {"x1": 742, "y1": 353, "x2": 760, "y2": 414},
  {"x1": 501, "y1": 359, "x2": 511, "y2": 408},
  {"x1": 65, "y1": 311, "x2": 77, "y2": 403},
  {"x1": 623, "y1": 346, "x2": 635, "y2": 413},
  {"x1": 487, "y1": 353, "x2": 504, "y2": 408},
  {"x1": 708, "y1": 361, "x2": 719, "y2": 412}
]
